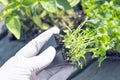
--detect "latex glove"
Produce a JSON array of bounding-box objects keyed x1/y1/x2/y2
[{"x1": 0, "y1": 27, "x2": 77, "y2": 80}]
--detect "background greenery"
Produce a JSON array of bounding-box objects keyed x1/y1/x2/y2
[
  {"x1": 64, "y1": 0, "x2": 120, "y2": 67},
  {"x1": 0, "y1": 0, "x2": 80, "y2": 39}
]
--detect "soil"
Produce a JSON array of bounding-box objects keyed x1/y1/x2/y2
[{"x1": 54, "y1": 34, "x2": 72, "y2": 63}]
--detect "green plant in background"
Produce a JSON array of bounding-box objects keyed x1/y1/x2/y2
[
  {"x1": 82, "y1": 0, "x2": 120, "y2": 62},
  {"x1": 0, "y1": 0, "x2": 80, "y2": 39},
  {"x1": 64, "y1": 0, "x2": 120, "y2": 67}
]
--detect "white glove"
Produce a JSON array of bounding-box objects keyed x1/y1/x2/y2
[{"x1": 0, "y1": 27, "x2": 77, "y2": 80}]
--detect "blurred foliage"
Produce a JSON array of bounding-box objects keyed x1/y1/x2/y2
[{"x1": 0, "y1": 0, "x2": 80, "y2": 39}]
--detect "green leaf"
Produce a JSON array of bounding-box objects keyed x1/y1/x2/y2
[
  {"x1": 40, "y1": 0, "x2": 57, "y2": 13},
  {"x1": 67, "y1": 0, "x2": 80, "y2": 7},
  {"x1": 24, "y1": 8, "x2": 32, "y2": 18},
  {"x1": 98, "y1": 56, "x2": 106, "y2": 67},
  {"x1": 32, "y1": 15, "x2": 42, "y2": 29},
  {"x1": 14, "y1": 0, "x2": 21, "y2": 3},
  {"x1": 12, "y1": 10, "x2": 24, "y2": 19},
  {"x1": 0, "y1": 2, "x2": 20, "y2": 20},
  {"x1": 56, "y1": 0, "x2": 72, "y2": 10},
  {"x1": 22, "y1": 0, "x2": 38, "y2": 7},
  {"x1": 31, "y1": 2, "x2": 38, "y2": 15},
  {"x1": 6, "y1": 16, "x2": 21, "y2": 39},
  {"x1": 0, "y1": 0, "x2": 9, "y2": 5}
]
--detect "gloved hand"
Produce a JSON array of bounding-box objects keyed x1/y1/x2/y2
[{"x1": 0, "y1": 27, "x2": 77, "y2": 80}]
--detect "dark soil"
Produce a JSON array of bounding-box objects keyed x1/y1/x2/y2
[{"x1": 54, "y1": 34, "x2": 72, "y2": 63}]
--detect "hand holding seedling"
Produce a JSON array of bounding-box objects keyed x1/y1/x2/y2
[{"x1": 0, "y1": 27, "x2": 76, "y2": 80}]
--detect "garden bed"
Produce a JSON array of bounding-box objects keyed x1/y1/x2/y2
[{"x1": 71, "y1": 58, "x2": 120, "y2": 80}]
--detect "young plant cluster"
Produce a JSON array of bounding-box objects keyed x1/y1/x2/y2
[
  {"x1": 64, "y1": 0, "x2": 120, "y2": 67},
  {"x1": 0, "y1": 0, "x2": 80, "y2": 39}
]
